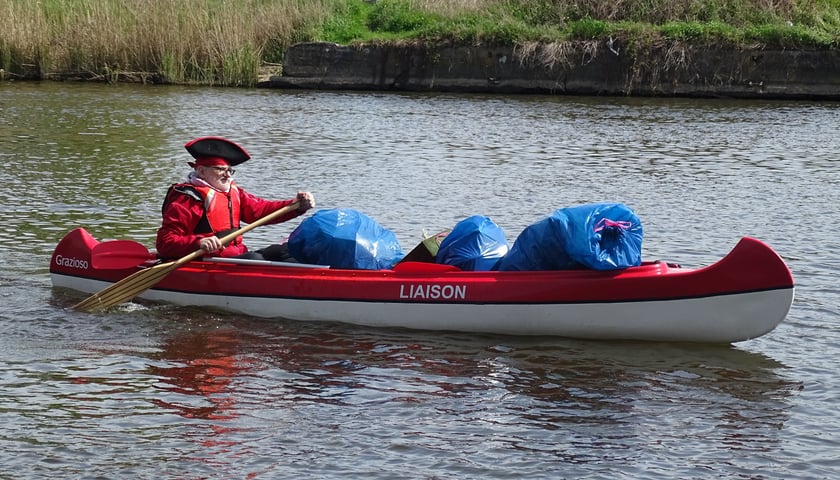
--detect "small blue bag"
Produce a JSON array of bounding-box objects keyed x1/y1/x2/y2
[
  {"x1": 497, "y1": 203, "x2": 643, "y2": 271},
  {"x1": 436, "y1": 215, "x2": 509, "y2": 271},
  {"x1": 288, "y1": 208, "x2": 404, "y2": 269}
]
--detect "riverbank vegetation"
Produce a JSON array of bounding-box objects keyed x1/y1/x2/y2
[{"x1": 1, "y1": 0, "x2": 838, "y2": 86}]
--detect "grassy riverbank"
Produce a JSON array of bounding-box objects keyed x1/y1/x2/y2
[{"x1": 1, "y1": 0, "x2": 838, "y2": 86}]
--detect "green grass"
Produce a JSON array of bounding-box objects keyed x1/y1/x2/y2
[{"x1": 314, "y1": 0, "x2": 839, "y2": 47}]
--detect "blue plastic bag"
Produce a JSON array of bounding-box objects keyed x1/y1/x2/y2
[
  {"x1": 436, "y1": 215, "x2": 509, "y2": 271},
  {"x1": 497, "y1": 203, "x2": 643, "y2": 271},
  {"x1": 495, "y1": 214, "x2": 577, "y2": 271},
  {"x1": 287, "y1": 208, "x2": 404, "y2": 269}
]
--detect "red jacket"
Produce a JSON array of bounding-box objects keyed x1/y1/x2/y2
[{"x1": 156, "y1": 181, "x2": 301, "y2": 258}]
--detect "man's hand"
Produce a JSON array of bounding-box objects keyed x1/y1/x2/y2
[
  {"x1": 199, "y1": 236, "x2": 223, "y2": 252},
  {"x1": 297, "y1": 191, "x2": 316, "y2": 212}
]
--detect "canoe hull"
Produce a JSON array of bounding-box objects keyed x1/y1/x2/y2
[{"x1": 50, "y1": 228, "x2": 795, "y2": 343}]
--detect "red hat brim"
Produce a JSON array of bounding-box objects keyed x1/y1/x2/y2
[
  {"x1": 185, "y1": 136, "x2": 251, "y2": 166},
  {"x1": 187, "y1": 157, "x2": 232, "y2": 169}
]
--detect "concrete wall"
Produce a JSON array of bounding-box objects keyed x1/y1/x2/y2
[{"x1": 264, "y1": 41, "x2": 840, "y2": 99}]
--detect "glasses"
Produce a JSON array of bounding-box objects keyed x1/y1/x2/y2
[{"x1": 206, "y1": 166, "x2": 235, "y2": 176}]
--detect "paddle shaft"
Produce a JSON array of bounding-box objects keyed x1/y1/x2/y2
[{"x1": 73, "y1": 201, "x2": 300, "y2": 312}]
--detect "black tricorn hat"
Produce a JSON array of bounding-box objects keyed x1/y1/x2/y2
[{"x1": 184, "y1": 136, "x2": 251, "y2": 166}]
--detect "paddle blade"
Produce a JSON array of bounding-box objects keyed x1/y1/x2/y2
[
  {"x1": 72, "y1": 261, "x2": 177, "y2": 312},
  {"x1": 91, "y1": 240, "x2": 157, "y2": 269}
]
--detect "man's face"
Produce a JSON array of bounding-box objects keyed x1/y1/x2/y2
[{"x1": 198, "y1": 165, "x2": 235, "y2": 191}]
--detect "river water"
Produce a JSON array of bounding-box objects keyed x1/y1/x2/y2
[{"x1": 1, "y1": 82, "x2": 838, "y2": 479}]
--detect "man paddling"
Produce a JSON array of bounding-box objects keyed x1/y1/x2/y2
[{"x1": 156, "y1": 136, "x2": 315, "y2": 261}]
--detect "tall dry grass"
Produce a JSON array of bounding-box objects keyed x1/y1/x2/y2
[
  {"x1": 0, "y1": 0, "x2": 333, "y2": 85},
  {"x1": 408, "y1": 0, "x2": 502, "y2": 15}
]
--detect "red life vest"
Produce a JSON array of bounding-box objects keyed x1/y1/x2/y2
[{"x1": 165, "y1": 183, "x2": 244, "y2": 247}]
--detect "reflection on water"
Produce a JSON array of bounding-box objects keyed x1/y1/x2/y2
[
  {"x1": 150, "y1": 328, "x2": 244, "y2": 421},
  {"x1": 95, "y1": 314, "x2": 798, "y2": 477},
  {"x1": 0, "y1": 299, "x2": 811, "y2": 478}
]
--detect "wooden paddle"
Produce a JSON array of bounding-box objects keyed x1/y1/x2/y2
[{"x1": 73, "y1": 201, "x2": 300, "y2": 312}]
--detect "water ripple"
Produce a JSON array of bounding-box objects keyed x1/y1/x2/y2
[{"x1": 1, "y1": 84, "x2": 838, "y2": 479}]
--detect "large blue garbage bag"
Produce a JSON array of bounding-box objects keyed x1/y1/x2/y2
[
  {"x1": 287, "y1": 208, "x2": 404, "y2": 269},
  {"x1": 436, "y1": 215, "x2": 509, "y2": 271},
  {"x1": 495, "y1": 215, "x2": 577, "y2": 271},
  {"x1": 497, "y1": 203, "x2": 643, "y2": 271}
]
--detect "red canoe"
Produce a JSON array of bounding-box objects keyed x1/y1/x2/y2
[{"x1": 50, "y1": 228, "x2": 795, "y2": 343}]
